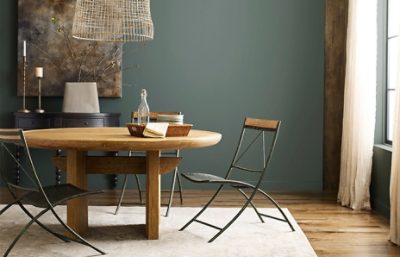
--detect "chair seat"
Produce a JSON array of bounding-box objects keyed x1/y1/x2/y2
[
  {"x1": 181, "y1": 172, "x2": 226, "y2": 183},
  {"x1": 21, "y1": 184, "x2": 100, "y2": 208},
  {"x1": 182, "y1": 172, "x2": 253, "y2": 188}
]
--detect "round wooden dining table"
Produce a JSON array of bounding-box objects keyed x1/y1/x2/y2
[{"x1": 24, "y1": 127, "x2": 222, "y2": 240}]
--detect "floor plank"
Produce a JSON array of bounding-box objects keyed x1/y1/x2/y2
[{"x1": 1, "y1": 188, "x2": 399, "y2": 256}]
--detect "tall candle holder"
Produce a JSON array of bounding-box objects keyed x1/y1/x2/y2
[
  {"x1": 35, "y1": 67, "x2": 44, "y2": 113},
  {"x1": 18, "y1": 55, "x2": 30, "y2": 113}
]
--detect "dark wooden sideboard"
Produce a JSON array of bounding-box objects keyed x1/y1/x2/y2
[
  {"x1": 14, "y1": 112, "x2": 120, "y2": 130},
  {"x1": 13, "y1": 112, "x2": 121, "y2": 186}
]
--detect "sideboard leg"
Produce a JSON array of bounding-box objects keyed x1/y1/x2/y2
[
  {"x1": 55, "y1": 149, "x2": 62, "y2": 185},
  {"x1": 112, "y1": 151, "x2": 118, "y2": 189},
  {"x1": 15, "y1": 146, "x2": 21, "y2": 185}
]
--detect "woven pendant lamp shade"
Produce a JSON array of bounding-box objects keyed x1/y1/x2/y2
[{"x1": 72, "y1": 0, "x2": 154, "y2": 42}]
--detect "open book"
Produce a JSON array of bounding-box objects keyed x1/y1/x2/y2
[{"x1": 143, "y1": 122, "x2": 169, "y2": 138}]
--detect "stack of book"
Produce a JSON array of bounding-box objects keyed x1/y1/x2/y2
[{"x1": 143, "y1": 122, "x2": 169, "y2": 138}]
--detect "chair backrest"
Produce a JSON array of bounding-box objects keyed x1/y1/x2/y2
[
  {"x1": 225, "y1": 117, "x2": 281, "y2": 187},
  {"x1": 131, "y1": 111, "x2": 181, "y2": 123},
  {"x1": 0, "y1": 129, "x2": 47, "y2": 200}
]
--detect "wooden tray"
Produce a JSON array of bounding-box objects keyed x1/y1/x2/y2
[{"x1": 127, "y1": 123, "x2": 193, "y2": 137}]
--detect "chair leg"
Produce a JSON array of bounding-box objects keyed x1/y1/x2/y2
[
  {"x1": 256, "y1": 188, "x2": 295, "y2": 231},
  {"x1": 49, "y1": 208, "x2": 106, "y2": 255},
  {"x1": 3, "y1": 208, "x2": 48, "y2": 257},
  {"x1": 176, "y1": 170, "x2": 184, "y2": 204},
  {"x1": 115, "y1": 174, "x2": 143, "y2": 215},
  {"x1": 129, "y1": 150, "x2": 143, "y2": 204},
  {"x1": 180, "y1": 184, "x2": 225, "y2": 231},
  {"x1": 165, "y1": 167, "x2": 179, "y2": 217},
  {"x1": 208, "y1": 198, "x2": 253, "y2": 243},
  {"x1": 236, "y1": 188, "x2": 264, "y2": 223},
  {"x1": 0, "y1": 201, "x2": 17, "y2": 216},
  {"x1": 134, "y1": 175, "x2": 143, "y2": 204},
  {"x1": 114, "y1": 174, "x2": 129, "y2": 215},
  {"x1": 205, "y1": 186, "x2": 295, "y2": 243},
  {"x1": 18, "y1": 203, "x2": 70, "y2": 243},
  {"x1": 175, "y1": 150, "x2": 183, "y2": 204},
  {"x1": 180, "y1": 185, "x2": 267, "y2": 243}
]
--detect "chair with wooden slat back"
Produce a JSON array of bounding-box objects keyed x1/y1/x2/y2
[
  {"x1": 0, "y1": 128, "x2": 105, "y2": 256},
  {"x1": 114, "y1": 111, "x2": 184, "y2": 217},
  {"x1": 179, "y1": 117, "x2": 295, "y2": 242}
]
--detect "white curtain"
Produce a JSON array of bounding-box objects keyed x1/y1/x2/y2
[
  {"x1": 389, "y1": 20, "x2": 400, "y2": 247},
  {"x1": 338, "y1": 0, "x2": 377, "y2": 210}
]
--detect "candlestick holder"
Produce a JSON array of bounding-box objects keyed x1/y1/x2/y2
[
  {"x1": 18, "y1": 56, "x2": 30, "y2": 113},
  {"x1": 35, "y1": 73, "x2": 44, "y2": 113}
]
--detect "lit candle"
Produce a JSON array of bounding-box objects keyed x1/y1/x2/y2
[
  {"x1": 35, "y1": 67, "x2": 43, "y2": 78},
  {"x1": 23, "y1": 40, "x2": 26, "y2": 57}
]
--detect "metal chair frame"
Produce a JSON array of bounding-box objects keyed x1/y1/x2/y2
[
  {"x1": 179, "y1": 117, "x2": 295, "y2": 242},
  {"x1": 114, "y1": 112, "x2": 183, "y2": 217},
  {"x1": 0, "y1": 128, "x2": 105, "y2": 256}
]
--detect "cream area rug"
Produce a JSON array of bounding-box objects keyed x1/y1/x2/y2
[{"x1": 0, "y1": 205, "x2": 316, "y2": 257}]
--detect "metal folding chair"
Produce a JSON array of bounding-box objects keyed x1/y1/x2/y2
[
  {"x1": 0, "y1": 128, "x2": 105, "y2": 256},
  {"x1": 179, "y1": 117, "x2": 295, "y2": 242},
  {"x1": 114, "y1": 112, "x2": 184, "y2": 217}
]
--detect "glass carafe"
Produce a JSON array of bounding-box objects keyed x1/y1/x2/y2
[{"x1": 137, "y1": 89, "x2": 150, "y2": 124}]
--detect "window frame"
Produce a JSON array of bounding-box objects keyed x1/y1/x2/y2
[
  {"x1": 384, "y1": 0, "x2": 399, "y2": 145},
  {"x1": 384, "y1": 0, "x2": 390, "y2": 144}
]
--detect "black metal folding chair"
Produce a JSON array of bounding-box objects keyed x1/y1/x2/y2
[
  {"x1": 179, "y1": 117, "x2": 295, "y2": 242},
  {"x1": 0, "y1": 128, "x2": 105, "y2": 256},
  {"x1": 114, "y1": 111, "x2": 184, "y2": 217}
]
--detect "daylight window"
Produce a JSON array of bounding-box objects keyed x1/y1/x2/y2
[{"x1": 386, "y1": 0, "x2": 400, "y2": 143}]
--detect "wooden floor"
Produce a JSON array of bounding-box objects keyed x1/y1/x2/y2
[{"x1": 1, "y1": 189, "x2": 399, "y2": 257}]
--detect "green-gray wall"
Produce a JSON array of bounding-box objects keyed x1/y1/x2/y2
[
  {"x1": 0, "y1": 0, "x2": 324, "y2": 191},
  {"x1": 371, "y1": 146, "x2": 391, "y2": 218}
]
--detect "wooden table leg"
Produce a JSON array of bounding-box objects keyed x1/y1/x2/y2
[
  {"x1": 146, "y1": 150, "x2": 161, "y2": 239},
  {"x1": 66, "y1": 150, "x2": 88, "y2": 235}
]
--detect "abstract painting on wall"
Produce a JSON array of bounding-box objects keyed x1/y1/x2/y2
[{"x1": 17, "y1": 0, "x2": 123, "y2": 97}]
